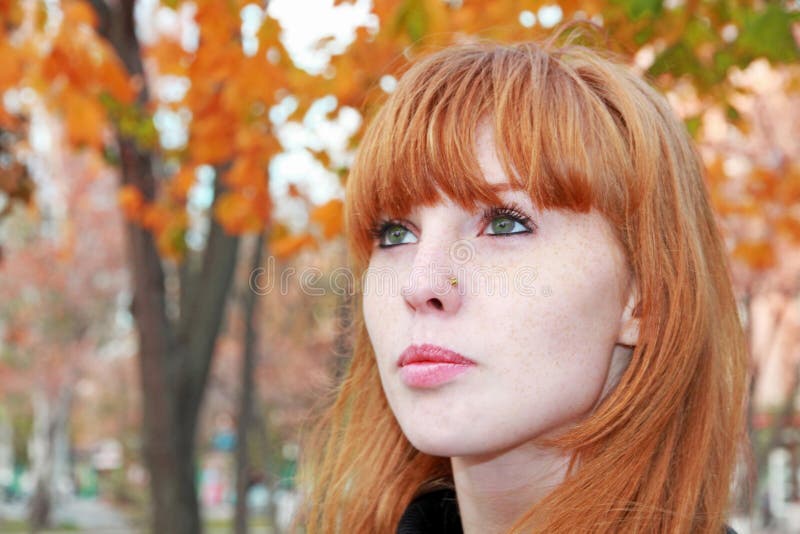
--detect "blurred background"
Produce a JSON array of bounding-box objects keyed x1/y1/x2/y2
[{"x1": 0, "y1": 0, "x2": 798, "y2": 532}]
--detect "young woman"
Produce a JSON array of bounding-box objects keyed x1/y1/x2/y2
[{"x1": 297, "y1": 36, "x2": 748, "y2": 533}]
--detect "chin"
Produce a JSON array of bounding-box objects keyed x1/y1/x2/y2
[{"x1": 401, "y1": 425, "x2": 490, "y2": 458}]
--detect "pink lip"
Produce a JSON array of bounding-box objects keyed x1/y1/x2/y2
[{"x1": 397, "y1": 344, "x2": 476, "y2": 388}]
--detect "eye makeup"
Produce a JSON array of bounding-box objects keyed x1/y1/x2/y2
[{"x1": 368, "y1": 201, "x2": 536, "y2": 248}]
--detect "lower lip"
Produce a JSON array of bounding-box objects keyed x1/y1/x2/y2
[{"x1": 399, "y1": 362, "x2": 474, "y2": 388}]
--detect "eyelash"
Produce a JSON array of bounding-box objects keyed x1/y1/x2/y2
[{"x1": 368, "y1": 203, "x2": 535, "y2": 248}]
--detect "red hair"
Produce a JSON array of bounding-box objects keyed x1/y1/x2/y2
[{"x1": 297, "y1": 38, "x2": 748, "y2": 533}]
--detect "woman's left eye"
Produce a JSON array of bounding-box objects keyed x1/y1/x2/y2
[
  {"x1": 369, "y1": 219, "x2": 419, "y2": 248},
  {"x1": 482, "y1": 205, "x2": 535, "y2": 236}
]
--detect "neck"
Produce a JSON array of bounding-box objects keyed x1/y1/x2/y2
[{"x1": 451, "y1": 442, "x2": 569, "y2": 534}]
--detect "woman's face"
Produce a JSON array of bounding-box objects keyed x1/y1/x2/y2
[{"x1": 362, "y1": 126, "x2": 638, "y2": 457}]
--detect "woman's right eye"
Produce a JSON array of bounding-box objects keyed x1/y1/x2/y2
[{"x1": 371, "y1": 221, "x2": 419, "y2": 248}]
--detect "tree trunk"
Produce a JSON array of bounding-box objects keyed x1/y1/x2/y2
[
  {"x1": 235, "y1": 234, "x2": 265, "y2": 534},
  {"x1": 91, "y1": 2, "x2": 242, "y2": 532},
  {"x1": 28, "y1": 381, "x2": 73, "y2": 531}
]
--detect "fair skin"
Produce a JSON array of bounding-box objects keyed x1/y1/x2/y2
[{"x1": 362, "y1": 126, "x2": 639, "y2": 534}]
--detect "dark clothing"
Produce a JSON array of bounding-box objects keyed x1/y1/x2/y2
[
  {"x1": 397, "y1": 489, "x2": 462, "y2": 534},
  {"x1": 396, "y1": 488, "x2": 739, "y2": 534}
]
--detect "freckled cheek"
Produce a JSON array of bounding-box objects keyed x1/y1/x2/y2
[{"x1": 489, "y1": 290, "x2": 610, "y2": 388}]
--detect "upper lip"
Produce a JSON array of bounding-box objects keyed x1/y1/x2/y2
[{"x1": 397, "y1": 343, "x2": 476, "y2": 367}]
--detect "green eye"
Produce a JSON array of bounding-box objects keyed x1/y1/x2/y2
[
  {"x1": 490, "y1": 217, "x2": 515, "y2": 234},
  {"x1": 370, "y1": 220, "x2": 418, "y2": 248},
  {"x1": 385, "y1": 225, "x2": 410, "y2": 245},
  {"x1": 486, "y1": 215, "x2": 529, "y2": 235}
]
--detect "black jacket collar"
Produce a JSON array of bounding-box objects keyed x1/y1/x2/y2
[
  {"x1": 396, "y1": 488, "x2": 739, "y2": 534},
  {"x1": 397, "y1": 488, "x2": 462, "y2": 534}
]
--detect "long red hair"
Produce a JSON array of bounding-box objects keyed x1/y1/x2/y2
[{"x1": 296, "y1": 38, "x2": 748, "y2": 533}]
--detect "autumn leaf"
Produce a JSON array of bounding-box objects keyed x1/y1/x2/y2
[
  {"x1": 732, "y1": 241, "x2": 776, "y2": 270},
  {"x1": 62, "y1": 0, "x2": 99, "y2": 28},
  {"x1": 156, "y1": 216, "x2": 188, "y2": 259},
  {"x1": 96, "y1": 50, "x2": 137, "y2": 104},
  {"x1": 190, "y1": 111, "x2": 237, "y2": 164},
  {"x1": 235, "y1": 128, "x2": 281, "y2": 162},
  {"x1": 62, "y1": 89, "x2": 107, "y2": 148},
  {"x1": 0, "y1": 41, "x2": 24, "y2": 89},
  {"x1": 309, "y1": 199, "x2": 344, "y2": 239},
  {"x1": 214, "y1": 191, "x2": 264, "y2": 234},
  {"x1": 168, "y1": 166, "x2": 197, "y2": 202},
  {"x1": 222, "y1": 157, "x2": 263, "y2": 189},
  {"x1": 775, "y1": 216, "x2": 800, "y2": 243},
  {"x1": 146, "y1": 41, "x2": 190, "y2": 76},
  {"x1": 141, "y1": 203, "x2": 173, "y2": 234},
  {"x1": 118, "y1": 185, "x2": 145, "y2": 221},
  {"x1": 270, "y1": 232, "x2": 316, "y2": 259}
]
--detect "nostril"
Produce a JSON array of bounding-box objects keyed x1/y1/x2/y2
[{"x1": 429, "y1": 298, "x2": 443, "y2": 311}]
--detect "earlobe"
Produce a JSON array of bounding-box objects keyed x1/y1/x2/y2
[{"x1": 617, "y1": 281, "x2": 640, "y2": 347}]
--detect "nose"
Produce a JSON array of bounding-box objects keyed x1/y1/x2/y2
[{"x1": 402, "y1": 244, "x2": 463, "y2": 314}]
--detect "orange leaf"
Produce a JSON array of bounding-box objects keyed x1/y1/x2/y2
[
  {"x1": 223, "y1": 157, "x2": 263, "y2": 189},
  {"x1": 732, "y1": 241, "x2": 775, "y2": 270},
  {"x1": 0, "y1": 41, "x2": 23, "y2": 89},
  {"x1": 62, "y1": 0, "x2": 98, "y2": 28},
  {"x1": 97, "y1": 52, "x2": 136, "y2": 104},
  {"x1": 146, "y1": 41, "x2": 190, "y2": 76},
  {"x1": 168, "y1": 166, "x2": 197, "y2": 202},
  {"x1": 190, "y1": 96, "x2": 238, "y2": 163},
  {"x1": 235, "y1": 128, "x2": 281, "y2": 161},
  {"x1": 776, "y1": 216, "x2": 800, "y2": 243},
  {"x1": 213, "y1": 191, "x2": 264, "y2": 234},
  {"x1": 270, "y1": 232, "x2": 316, "y2": 259},
  {"x1": 62, "y1": 89, "x2": 107, "y2": 148},
  {"x1": 155, "y1": 216, "x2": 188, "y2": 260},
  {"x1": 309, "y1": 198, "x2": 344, "y2": 239},
  {"x1": 118, "y1": 185, "x2": 145, "y2": 221},
  {"x1": 142, "y1": 203, "x2": 173, "y2": 234},
  {"x1": 252, "y1": 184, "x2": 272, "y2": 223},
  {"x1": 777, "y1": 171, "x2": 800, "y2": 206}
]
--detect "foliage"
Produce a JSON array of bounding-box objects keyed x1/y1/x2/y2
[
  {"x1": 0, "y1": 0, "x2": 799, "y2": 527},
  {"x1": 1, "y1": 0, "x2": 798, "y2": 270}
]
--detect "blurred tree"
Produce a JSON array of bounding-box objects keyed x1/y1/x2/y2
[
  {"x1": 0, "y1": 148, "x2": 128, "y2": 528},
  {"x1": 1, "y1": 0, "x2": 799, "y2": 532}
]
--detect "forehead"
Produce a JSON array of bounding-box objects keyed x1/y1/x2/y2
[{"x1": 475, "y1": 125, "x2": 509, "y2": 188}]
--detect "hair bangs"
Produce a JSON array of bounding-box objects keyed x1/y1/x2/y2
[{"x1": 346, "y1": 42, "x2": 640, "y2": 265}]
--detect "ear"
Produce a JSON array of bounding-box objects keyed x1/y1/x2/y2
[{"x1": 617, "y1": 279, "x2": 640, "y2": 347}]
